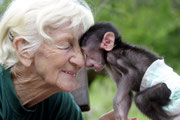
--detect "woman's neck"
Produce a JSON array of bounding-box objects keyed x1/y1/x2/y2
[{"x1": 11, "y1": 64, "x2": 61, "y2": 108}]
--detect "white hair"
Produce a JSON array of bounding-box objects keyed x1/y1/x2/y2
[{"x1": 0, "y1": 0, "x2": 94, "y2": 69}]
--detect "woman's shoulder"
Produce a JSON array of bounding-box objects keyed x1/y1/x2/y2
[
  {"x1": 0, "y1": 65, "x2": 4, "y2": 75},
  {"x1": 0, "y1": 65, "x2": 10, "y2": 77},
  {"x1": 0, "y1": 65, "x2": 7, "y2": 87}
]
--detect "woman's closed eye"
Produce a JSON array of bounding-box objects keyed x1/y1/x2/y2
[{"x1": 55, "y1": 44, "x2": 71, "y2": 50}]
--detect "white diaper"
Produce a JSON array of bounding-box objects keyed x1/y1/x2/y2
[{"x1": 140, "y1": 59, "x2": 180, "y2": 116}]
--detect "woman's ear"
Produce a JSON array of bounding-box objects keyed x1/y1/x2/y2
[
  {"x1": 13, "y1": 38, "x2": 33, "y2": 67},
  {"x1": 100, "y1": 32, "x2": 115, "y2": 51}
]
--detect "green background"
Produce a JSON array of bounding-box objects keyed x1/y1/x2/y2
[{"x1": 1, "y1": 0, "x2": 180, "y2": 120}]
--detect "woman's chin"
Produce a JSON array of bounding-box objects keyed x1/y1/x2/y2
[{"x1": 56, "y1": 81, "x2": 77, "y2": 92}]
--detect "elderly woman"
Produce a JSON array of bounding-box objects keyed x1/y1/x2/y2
[{"x1": 0, "y1": 0, "x2": 94, "y2": 119}]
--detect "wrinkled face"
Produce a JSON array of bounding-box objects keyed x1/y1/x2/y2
[
  {"x1": 33, "y1": 26, "x2": 84, "y2": 92},
  {"x1": 81, "y1": 44, "x2": 105, "y2": 71}
]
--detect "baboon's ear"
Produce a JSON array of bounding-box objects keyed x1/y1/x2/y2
[{"x1": 100, "y1": 32, "x2": 115, "y2": 51}]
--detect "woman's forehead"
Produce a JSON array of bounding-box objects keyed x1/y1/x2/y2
[{"x1": 47, "y1": 24, "x2": 83, "y2": 42}]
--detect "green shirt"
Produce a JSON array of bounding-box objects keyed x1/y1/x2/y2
[{"x1": 0, "y1": 66, "x2": 84, "y2": 120}]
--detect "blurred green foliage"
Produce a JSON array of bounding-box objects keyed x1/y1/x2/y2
[
  {"x1": 84, "y1": 0, "x2": 180, "y2": 120},
  {"x1": 1, "y1": 0, "x2": 180, "y2": 120},
  {"x1": 0, "y1": 0, "x2": 11, "y2": 15}
]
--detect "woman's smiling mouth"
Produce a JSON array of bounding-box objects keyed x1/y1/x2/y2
[{"x1": 62, "y1": 70, "x2": 77, "y2": 77}]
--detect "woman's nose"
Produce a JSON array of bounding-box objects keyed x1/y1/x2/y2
[{"x1": 70, "y1": 49, "x2": 85, "y2": 68}]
